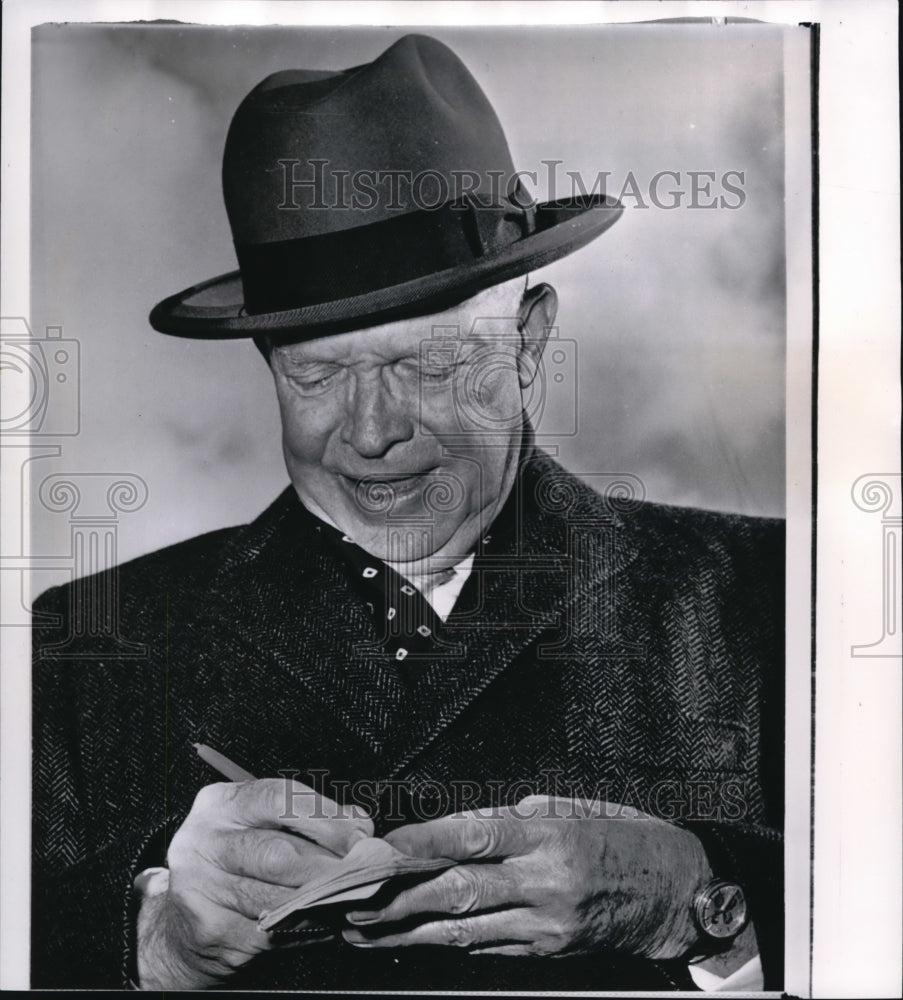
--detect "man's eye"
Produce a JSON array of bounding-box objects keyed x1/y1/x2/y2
[
  {"x1": 420, "y1": 367, "x2": 454, "y2": 382},
  {"x1": 405, "y1": 361, "x2": 456, "y2": 383},
  {"x1": 292, "y1": 370, "x2": 341, "y2": 394}
]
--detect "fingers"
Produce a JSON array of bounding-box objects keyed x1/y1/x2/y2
[
  {"x1": 468, "y1": 943, "x2": 532, "y2": 957},
  {"x1": 183, "y1": 870, "x2": 306, "y2": 922},
  {"x1": 191, "y1": 779, "x2": 374, "y2": 855},
  {"x1": 384, "y1": 812, "x2": 538, "y2": 861},
  {"x1": 168, "y1": 780, "x2": 373, "y2": 925},
  {"x1": 343, "y1": 907, "x2": 532, "y2": 950},
  {"x1": 214, "y1": 829, "x2": 341, "y2": 887},
  {"x1": 346, "y1": 863, "x2": 525, "y2": 926}
]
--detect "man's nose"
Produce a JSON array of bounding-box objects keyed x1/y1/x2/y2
[{"x1": 341, "y1": 373, "x2": 415, "y2": 458}]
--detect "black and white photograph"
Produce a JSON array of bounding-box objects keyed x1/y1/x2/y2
[{"x1": 1, "y1": 2, "x2": 899, "y2": 996}]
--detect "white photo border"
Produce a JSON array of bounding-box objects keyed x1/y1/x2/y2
[{"x1": 2, "y1": 3, "x2": 900, "y2": 997}]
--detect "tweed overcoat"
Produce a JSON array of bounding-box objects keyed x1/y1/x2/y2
[{"x1": 31, "y1": 449, "x2": 784, "y2": 991}]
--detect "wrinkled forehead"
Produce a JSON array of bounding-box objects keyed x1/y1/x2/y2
[{"x1": 269, "y1": 277, "x2": 526, "y2": 365}]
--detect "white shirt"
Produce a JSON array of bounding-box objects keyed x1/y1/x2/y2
[{"x1": 392, "y1": 553, "x2": 474, "y2": 621}]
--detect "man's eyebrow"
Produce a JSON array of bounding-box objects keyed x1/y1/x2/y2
[{"x1": 274, "y1": 350, "x2": 342, "y2": 371}]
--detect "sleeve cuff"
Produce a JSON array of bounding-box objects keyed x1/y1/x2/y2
[
  {"x1": 689, "y1": 954, "x2": 763, "y2": 992},
  {"x1": 133, "y1": 866, "x2": 169, "y2": 898}
]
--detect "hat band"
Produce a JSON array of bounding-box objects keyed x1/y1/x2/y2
[{"x1": 236, "y1": 197, "x2": 536, "y2": 314}]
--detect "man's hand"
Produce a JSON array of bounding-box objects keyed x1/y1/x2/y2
[
  {"x1": 136, "y1": 778, "x2": 373, "y2": 990},
  {"x1": 342, "y1": 796, "x2": 711, "y2": 960}
]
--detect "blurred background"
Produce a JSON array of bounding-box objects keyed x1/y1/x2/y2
[{"x1": 28, "y1": 23, "x2": 787, "y2": 592}]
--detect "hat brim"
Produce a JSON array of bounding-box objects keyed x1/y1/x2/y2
[{"x1": 149, "y1": 195, "x2": 622, "y2": 339}]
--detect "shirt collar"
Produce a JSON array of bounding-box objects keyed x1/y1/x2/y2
[{"x1": 298, "y1": 500, "x2": 475, "y2": 619}]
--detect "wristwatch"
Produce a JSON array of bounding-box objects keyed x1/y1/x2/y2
[{"x1": 692, "y1": 878, "x2": 749, "y2": 944}]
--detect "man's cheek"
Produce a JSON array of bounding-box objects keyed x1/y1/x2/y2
[
  {"x1": 441, "y1": 455, "x2": 502, "y2": 524},
  {"x1": 459, "y1": 372, "x2": 523, "y2": 434},
  {"x1": 282, "y1": 428, "x2": 322, "y2": 468},
  {"x1": 280, "y1": 403, "x2": 336, "y2": 464},
  {"x1": 416, "y1": 386, "x2": 461, "y2": 436}
]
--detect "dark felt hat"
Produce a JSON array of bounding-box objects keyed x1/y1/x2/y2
[{"x1": 149, "y1": 34, "x2": 623, "y2": 340}]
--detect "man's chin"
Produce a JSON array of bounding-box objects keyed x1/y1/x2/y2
[
  {"x1": 293, "y1": 478, "x2": 478, "y2": 565},
  {"x1": 344, "y1": 525, "x2": 459, "y2": 567}
]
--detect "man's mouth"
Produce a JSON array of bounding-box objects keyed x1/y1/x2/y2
[{"x1": 339, "y1": 470, "x2": 435, "y2": 509}]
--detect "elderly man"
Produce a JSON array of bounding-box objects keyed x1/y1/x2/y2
[{"x1": 32, "y1": 34, "x2": 783, "y2": 992}]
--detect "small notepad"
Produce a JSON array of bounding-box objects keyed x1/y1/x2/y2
[{"x1": 258, "y1": 836, "x2": 457, "y2": 932}]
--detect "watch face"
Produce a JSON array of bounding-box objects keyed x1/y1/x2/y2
[{"x1": 695, "y1": 880, "x2": 748, "y2": 940}]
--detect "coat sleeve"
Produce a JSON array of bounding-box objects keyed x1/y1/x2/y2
[
  {"x1": 675, "y1": 819, "x2": 783, "y2": 987},
  {"x1": 675, "y1": 513, "x2": 785, "y2": 989},
  {"x1": 31, "y1": 584, "x2": 164, "y2": 988}
]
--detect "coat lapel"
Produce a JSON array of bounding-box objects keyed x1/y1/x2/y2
[
  {"x1": 382, "y1": 451, "x2": 643, "y2": 776},
  {"x1": 170, "y1": 488, "x2": 410, "y2": 763}
]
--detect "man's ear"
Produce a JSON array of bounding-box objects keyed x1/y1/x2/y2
[
  {"x1": 252, "y1": 334, "x2": 273, "y2": 365},
  {"x1": 516, "y1": 283, "x2": 558, "y2": 388}
]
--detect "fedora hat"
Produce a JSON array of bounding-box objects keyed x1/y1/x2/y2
[{"x1": 149, "y1": 34, "x2": 623, "y2": 340}]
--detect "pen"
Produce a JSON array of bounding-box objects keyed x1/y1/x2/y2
[
  {"x1": 193, "y1": 743, "x2": 354, "y2": 857},
  {"x1": 193, "y1": 742, "x2": 257, "y2": 782}
]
